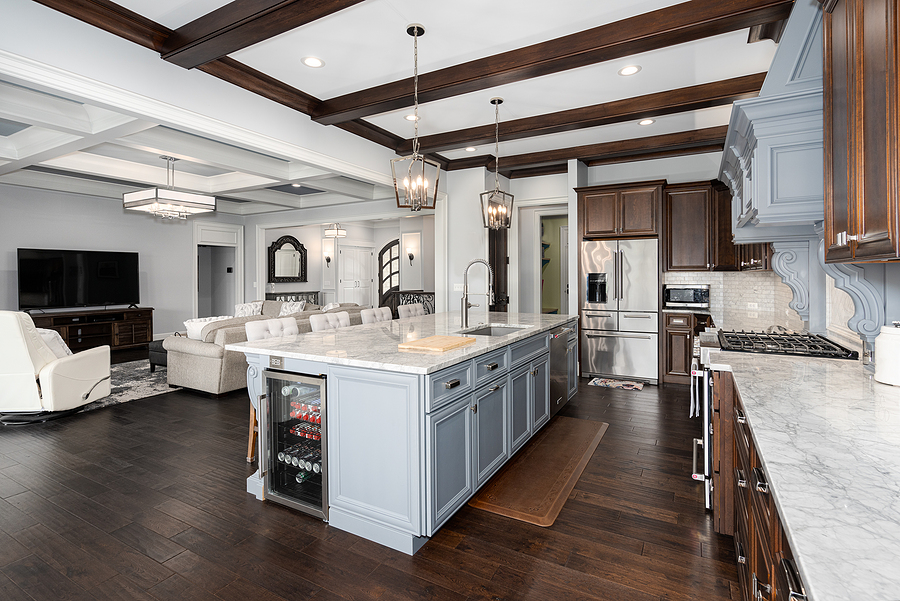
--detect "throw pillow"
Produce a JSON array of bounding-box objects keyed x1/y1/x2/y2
[
  {"x1": 184, "y1": 315, "x2": 234, "y2": 340},
  {"x1": 234, "y1": 301, "x2": 264, "y2": 318},
  {"x1": 278, "y1": 300, "x2": 306, "y2": 316},
  {"x1": 36, "y1": 328, "x2": 72, "y2": 358},
  {"x1": 321, "y1": 302, "x2": 341, "y2": 312}
]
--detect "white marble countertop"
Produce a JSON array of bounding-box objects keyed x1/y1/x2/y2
[
  {"x1": 709, "y1": 350, "x2": 900, "y2": 601},
  {"x1": 227, "y1": 311, "x2": 576, "y2": 375}
]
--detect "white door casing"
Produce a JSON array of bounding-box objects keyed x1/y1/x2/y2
[
  {"x1": 193, "y1": 221, "x2": 243, "y2": 320},
  {"x1": 560, "y1": 225, "x2": 569, "y2": 316}
]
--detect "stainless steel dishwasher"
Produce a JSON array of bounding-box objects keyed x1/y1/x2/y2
[{"x1": 549, "y1": 324, "x2": 574, "y2": 416}]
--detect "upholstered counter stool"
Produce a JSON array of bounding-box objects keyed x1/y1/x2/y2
[{"x1": 148, "y1": 339, "x2": 167, "y2": 373}]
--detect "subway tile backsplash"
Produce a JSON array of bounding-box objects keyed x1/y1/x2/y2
[{"x1": 662, "y1": 271, "x2": 804, "y2": 331}]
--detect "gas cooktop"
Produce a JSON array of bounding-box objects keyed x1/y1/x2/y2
[{"x1": 717, "y1": 330, "x2": 859, "y2": 360}]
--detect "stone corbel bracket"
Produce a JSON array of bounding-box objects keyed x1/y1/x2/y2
[{"x1": 814, "y1": 226, "x2": 884, "y2": 344}]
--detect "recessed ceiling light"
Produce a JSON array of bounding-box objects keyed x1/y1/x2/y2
[
  {"x1": 639, "y1": 119, "x2": 655, "y2": 126},
  {"x1": 465, "y1": 147, "x2": 477, "y2": 152},
  {"x1": 302, "y1": 56, "x2": 324, "y2": 68},
  {"x1": 405, "y1": 114, "x2": 419, "y2": 121},
  {"x1": 291, "y1": 183, "x2": 302, "y2": 187},
  {"x1": 618, "y1": 65, "x2": 641, "y2": 76}
]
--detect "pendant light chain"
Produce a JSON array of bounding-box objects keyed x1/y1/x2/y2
[
  {"x1": 494, "y1": 101, "x2": 500, "y2": 191},
  {"x1": 412, "y1": 27, "x2": 420, "y2": 157}
]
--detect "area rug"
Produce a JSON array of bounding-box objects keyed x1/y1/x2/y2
[
  {"x1": 468, "y1": 416, "x2": 608, "y2": 527},
  {"x1": 588, "y1": 377, "x2": 644, "y2": 391},
  {"x1": 80, "y1": 360, "x2": 178, "y2": 412}
]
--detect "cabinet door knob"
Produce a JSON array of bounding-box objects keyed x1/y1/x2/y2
[{"x1": 471, "y1": 404, "x2": 477, "y2": 414}]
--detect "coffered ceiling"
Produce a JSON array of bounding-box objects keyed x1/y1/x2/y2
[{"x1": 0, "y1": 0, "x2": 792, "y2": 214}]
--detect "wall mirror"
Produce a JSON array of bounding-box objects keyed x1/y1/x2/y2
[{"x1": 268, "y1": 235, "x2": 307, "y2": 283}]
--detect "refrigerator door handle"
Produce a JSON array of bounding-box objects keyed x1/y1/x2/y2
[{"x1": 586, "y1": 332, "x2": 653, "y2": 340}]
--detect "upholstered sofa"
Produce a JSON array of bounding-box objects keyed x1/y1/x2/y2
[{"x1": 163, "y1": 301, "x2": 365, "y2": 395}]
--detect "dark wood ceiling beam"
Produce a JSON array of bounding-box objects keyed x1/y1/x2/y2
[
  {"x1": 312, "y1": 0, "x2": 793, "y2": 125},
  {"x1": 583, "y1": 143, "x2": 724, "y2": 168},
  {"x1": 506, "y1": 164, "x2": 569, "y2": 180},
  {"x1": 32, "y1": 0, "x2": 172, "y2": 51},
  {"x1": 446, "y1": 126, "x2": 727, "y2": 175},
  {"x1": 198, "y1": 57, "x2": 320, "y2": 114},
  {"x1": 161, "y1": 0, "x2": 366, "y2": 69},
  {"x1": 406, "y1": 74, "x2": 761, "y2": 155}
]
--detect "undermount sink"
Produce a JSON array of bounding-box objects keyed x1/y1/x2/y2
[{"x1": 458, "y1": 324, "x2": 530, "y2": 336}]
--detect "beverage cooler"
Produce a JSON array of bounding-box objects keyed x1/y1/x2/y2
[{"x1": 262, "y1": 370, "x2": 327, "y2": 520}]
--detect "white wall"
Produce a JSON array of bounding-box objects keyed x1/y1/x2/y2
[
  {"x1": 444, "y1": 169, "x2": 493, "y2": 315},
  {"x1": 0, "y1": 183, "x2": 241, "y2": 335},
  {"x1": 588, "y1": 153, "x2": 722, "y2": 186}
]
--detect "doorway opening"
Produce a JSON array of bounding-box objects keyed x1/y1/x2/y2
[
  {"x1": 539, "y1": 215, "x2": 569, "y2": 314},
  {"x1": 198, "y1": 245, "x2": 236, "y2": 318}
]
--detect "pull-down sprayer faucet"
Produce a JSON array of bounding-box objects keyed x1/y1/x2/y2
[{"x1": 461, "y1": 259, "x2": 494, "y2": 329}]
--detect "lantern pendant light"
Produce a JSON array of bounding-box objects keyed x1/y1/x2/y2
[
  {"x1": 391, "y1": 24, "x2": 440, "y2": 211},
  {"x1": 480, "y1": 98, "x2": 514, "y2": 229}
]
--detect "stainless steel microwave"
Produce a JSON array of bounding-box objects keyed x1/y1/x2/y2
[{"x1": 663, "y1": 284, "x2": 710, "y2": 309}]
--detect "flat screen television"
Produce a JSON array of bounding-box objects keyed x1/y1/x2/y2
[{"x1": 17, "y1": 249, "x2": 140, "y2": 310}]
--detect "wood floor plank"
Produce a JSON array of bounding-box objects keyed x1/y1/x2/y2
[
  {"x1": 11, "y1": 524, "x2": 118, "y2": 589},
  {"x1": 0, "y1": 528, "x2": 31, "y2": 568},
  {"x1": 0, "y1": 571, "x2": 35, "y2": 601},
  {"x1": 1, "y1": 554, "x2": 93, "y2": 601},
  {"x1": 84, "y1": 574, "x2": 159, "y2": 601},
  {"x1": 109, "y1": 522, "x2": 185, "y2": 563}
]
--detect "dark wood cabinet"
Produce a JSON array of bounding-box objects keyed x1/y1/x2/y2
[
  {"x1": 737, "y1": 243, "x2": 773, "y2": 271},
  {"x1": 663, "y1": 313, "x2": 693, "y2": 384},
  {"x1": 577, "y1": 181, "x2": 662, "y2": 239},
  {"x1": 715, "y1": 371, "x2": 806, "y2": 601},
  {"x1": 665, "y1": 182, "x2": 711, "y2": 271},
  {"x1": 711, "y1": 182, "x2": 739, "y2": 271},
  {"x1": 31, "y1": 308, "x2": 154, "y2": 354},
  {"x1": 824, "y1": 0, "x2": 900, "y2": 262}
]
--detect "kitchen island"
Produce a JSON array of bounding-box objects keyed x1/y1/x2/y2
[
  {"x1": 709, "y1": 350, "x2": 900, "y2": 601},
  {"x1": 228, "y1": 311, "x2": 577, "y2": 554}
]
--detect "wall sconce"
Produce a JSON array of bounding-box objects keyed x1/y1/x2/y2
[
  {"x1": 407, "y1": 248, "x2": 415, "y2": 266},
  {"x1": 324, "y1": 253, "x2": 331, "y2": 268}
]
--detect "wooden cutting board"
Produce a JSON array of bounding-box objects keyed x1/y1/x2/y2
[{"x1": 398, "y1": 335, "x2": 476, "y2": 353}]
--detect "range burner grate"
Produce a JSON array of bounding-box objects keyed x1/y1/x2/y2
[{"x1": 717, "y1": 330, "x2": 859, "y2": 360}]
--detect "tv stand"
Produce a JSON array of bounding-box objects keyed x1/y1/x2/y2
[{"x1": 31, "y1": 307, "x2": 154, "y2": 354}]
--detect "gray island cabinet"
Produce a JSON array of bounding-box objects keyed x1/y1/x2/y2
[{"x1": 228, "y1": 312, "x2": 576, "y2": 554}]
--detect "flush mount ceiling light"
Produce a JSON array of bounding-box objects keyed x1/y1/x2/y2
[
  {"x1": 390, "y1": 24, "x2": 440, "y2": 212},
  {"x1": 123, "y1": 155, "x2": 215, "y2": 220},
  {"x1": 404, "y1": 114, "x2": 418, "y2": 121},
  {"x1": 302, "y1": 56, "x2": 324, "y2": 68},
  {"x1": 465, "y1": 147, "x2": 477, "y2": 152},
  {"x1": 480, "y1": 97, "x2": 514, "y2": 230},
  {"x1": 639, "y1": 118, "x2": 655, "y2": 126},
  {"x1": 324, "y1": 223, "x2": 346, "y2": 238},
  {"x1": 618, "y1": 65, "x2": 641, "y2": 76}
]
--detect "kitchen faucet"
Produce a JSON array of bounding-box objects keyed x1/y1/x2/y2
[{"x1": 461, "y1": 259, "x2": 494, "y2": 329}]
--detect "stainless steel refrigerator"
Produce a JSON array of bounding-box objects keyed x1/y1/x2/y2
[{"x1": 580, "y1": 238, "x2": 659, "y2": 384}]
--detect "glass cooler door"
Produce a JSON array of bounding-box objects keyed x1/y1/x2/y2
[{"x1": 262, "y1": 370, "x2": 327, "y2": 520}]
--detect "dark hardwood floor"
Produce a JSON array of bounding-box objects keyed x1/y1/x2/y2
[{"x1": 0, "y1": 371, "x2": 738, "y2": 600}]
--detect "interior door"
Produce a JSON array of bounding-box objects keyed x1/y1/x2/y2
[{"x1": 338, "y1": 246, "x2": 374, "y2": 306}]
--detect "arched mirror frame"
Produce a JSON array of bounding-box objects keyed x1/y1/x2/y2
[{"x1": 268, "y1": 235, "x2": 308, "y2": 283}]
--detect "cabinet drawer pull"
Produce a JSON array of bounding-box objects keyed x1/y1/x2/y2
[
  {"x1": 471, "y1": 404, "x2": 477, "y2": 414},
  {"x1": 736, "y1": 409, "x2": 746, "y2": 424},
  {"x1": 736, "y1": 541, "x2": 746, "y2": 565},
  {"x1": 485, "y1": 362, "x2": 499, "y2": 371},
  {"x1": 752, "y1": 467, "x2": 769, "y2": 494},
  {"x1": 672, "y1": 318, "x2": 686, "y2": 325},
  {"x1": 623, "y1": 313, "x2": 652, "y2": 319},
  {"x1": 735, "y1": 468, "x2": 747, "y2": 488},
  {"x1": 444, "y1": 379, "x2": 460, "y2": 390},
  {"x1": 779, "y1": 558, "x2": 807, "y2": 601},
  {"x1": 489, "y1": 384, "x2": 500, "y2": 392},
  {"x1": 530, "y1": 369, "x2": 537, "y2": 376}
]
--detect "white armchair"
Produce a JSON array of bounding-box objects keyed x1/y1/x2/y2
[{"x1": 0, "y1": 311, "x2": 111, "y2": 414}]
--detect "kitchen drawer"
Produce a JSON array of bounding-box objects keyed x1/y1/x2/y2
[
  {"x1": 473, "y1": 348, "x2": 508, "y2": 387},
  {"x1": 665, "y1": 313, "x2": 692, "y2": 329},
  {"x1": 123, "y1": 310, "x2": 152, "y2": 321},
  {"x1": 734, "y1": 401, "x2": 751, "y2": 467},
  {"x1": 426, "y1": 362, "x2": 473, "y2": 412},
  {"x1": 750, "y1": 459, "x2": 774, "y2": 549},
  {"x1": 510, "y1": 333, "x2": 549, "y2": 367},
  {"x1": 733, "y1": 504, "x2": 751, "y2": 599},
  {"x1": 620, "y1": 312, "x2": 658, "y2": 333},
  {"x1": 582, "y1": 311, "x2": 617, "y2": 331}
]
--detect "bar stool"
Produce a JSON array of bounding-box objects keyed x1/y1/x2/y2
[
  {"x1": 309, "y1": 311, "x2": 351, "y2": 332},
  {"x1": 244, "y1": 318, "x2": 300, "y2": 462},
  {"x1": 361, "y1": 307, "x2": 393, "y2": 324},
  {"x1": 397, "y1": 303, "x2": 425, "y2": 318}
]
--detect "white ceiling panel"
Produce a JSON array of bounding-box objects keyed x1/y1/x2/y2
[
  {"x1": 82, "y1": 142, "x2": 233, "y2": 176},
  {"x1": 367, "y1": 31, "x2": 776, "y2": 141},
  {"x1": 439, "y1": 105, "x2": 734, "y2": 161},
  {"x1": 113, "y1": 0, "x2": 232, "y2": 30},
  {"x1": 231, "y1": 0, "x2": 689, "y2": 99}
]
